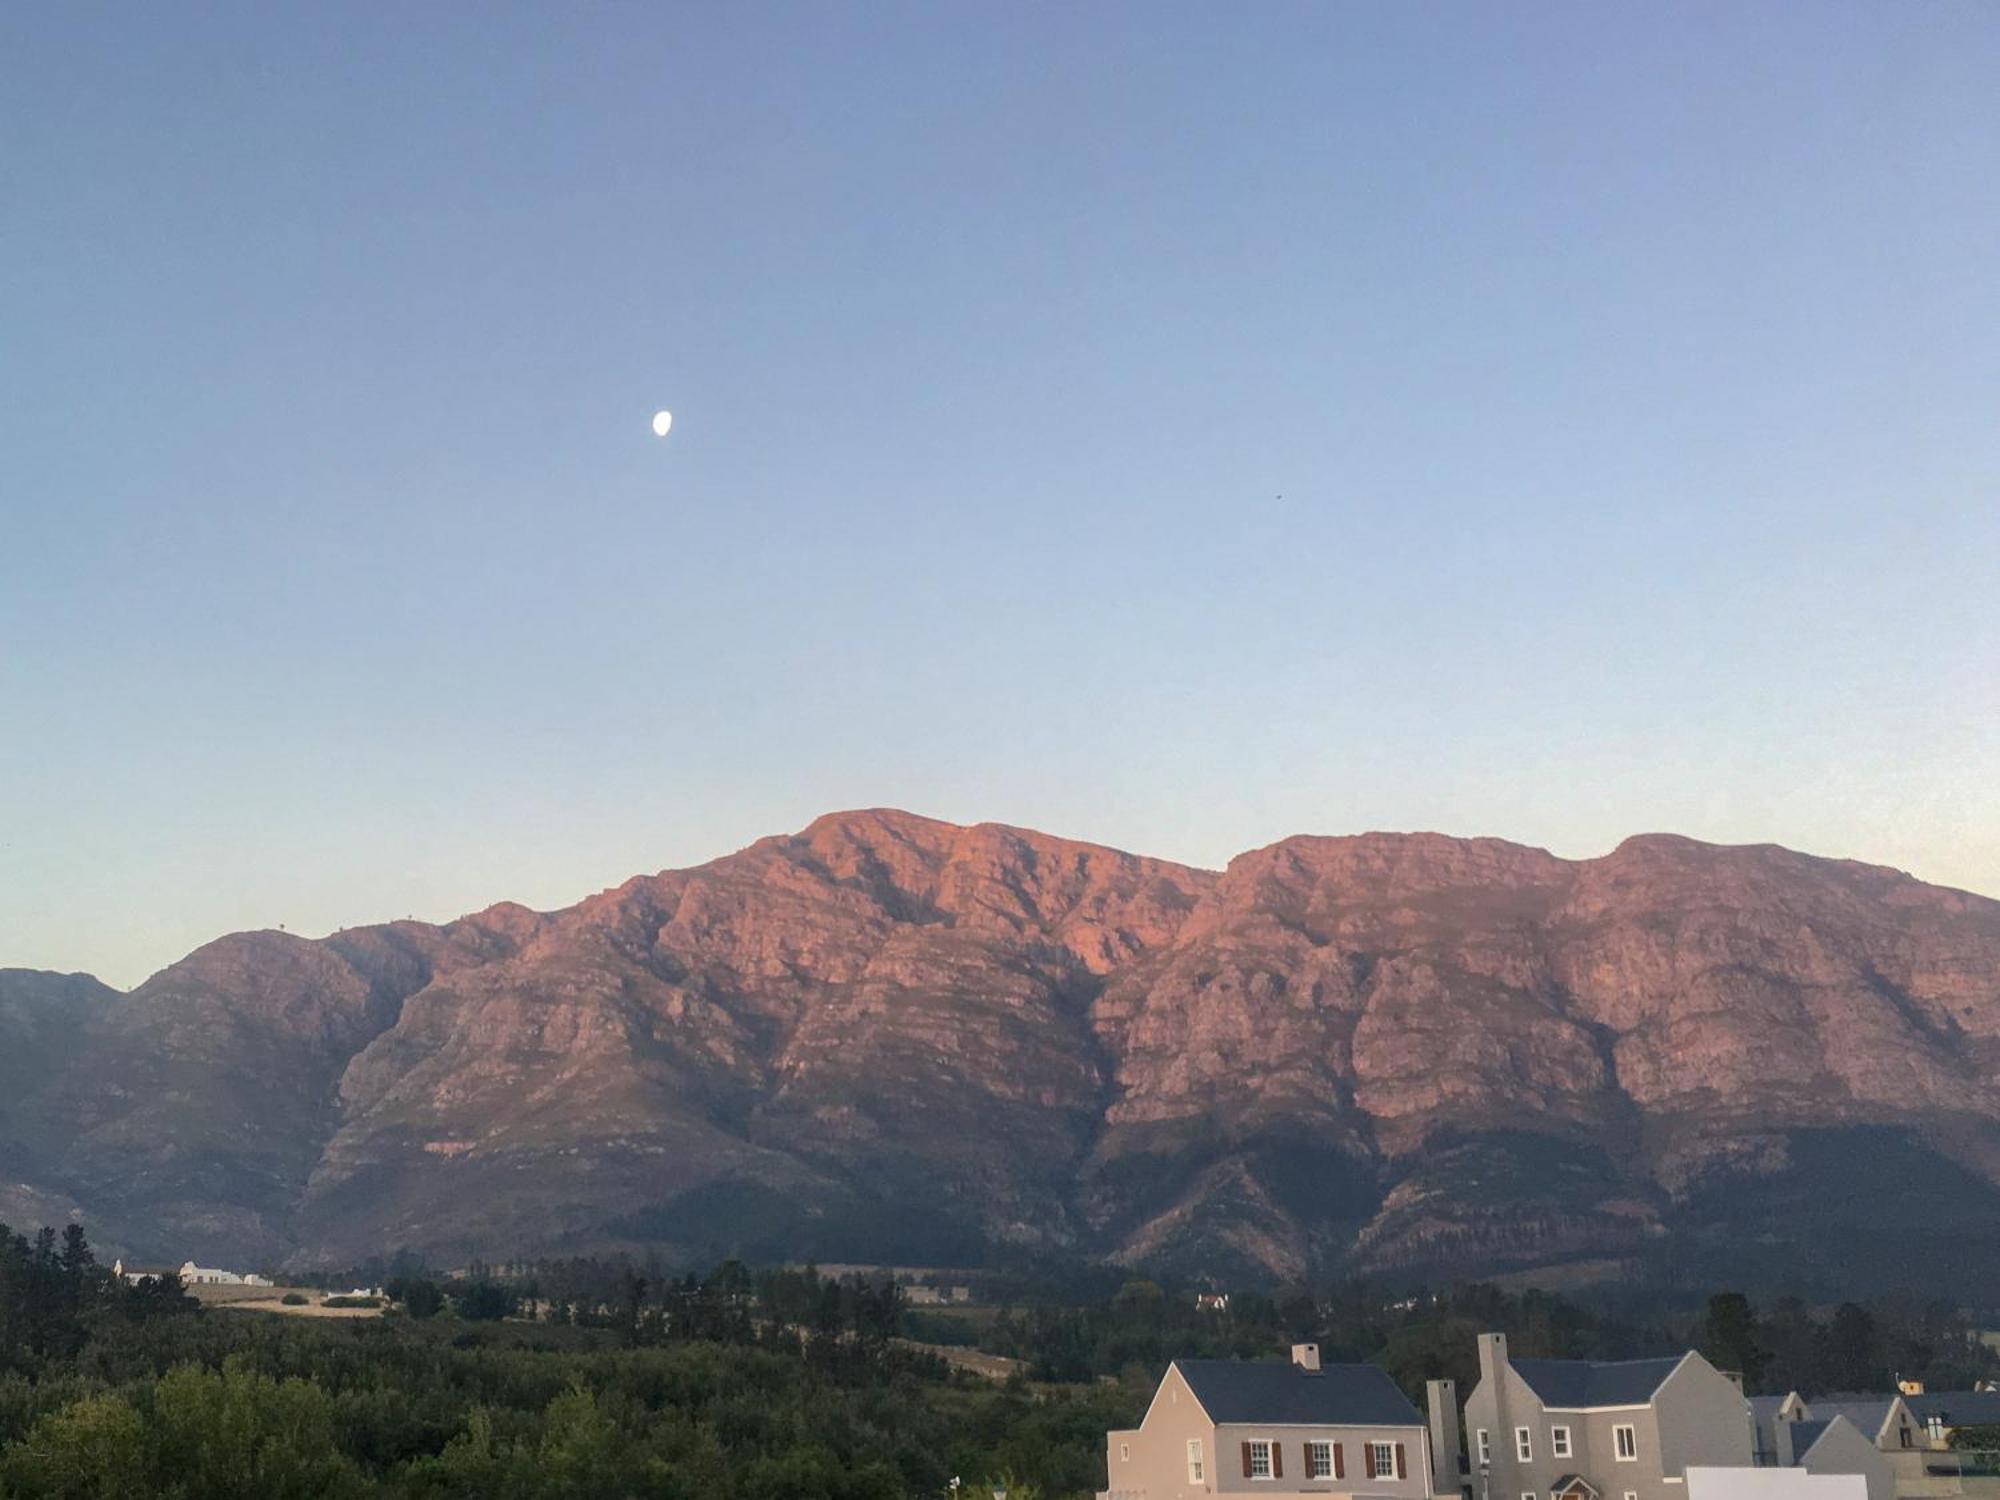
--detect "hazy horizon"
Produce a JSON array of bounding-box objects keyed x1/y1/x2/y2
[{"x1": 5, "y1": 3, "x2": 1996, "y2": 988}]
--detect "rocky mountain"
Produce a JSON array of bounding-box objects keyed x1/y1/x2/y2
[{"x1": 8, "y1": 811, "x2": 2000, "y2": 1293}]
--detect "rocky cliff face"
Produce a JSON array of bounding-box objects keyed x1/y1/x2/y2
[{"x1": 9, "y1": 812, "x2": 2000, "y2": 1292}]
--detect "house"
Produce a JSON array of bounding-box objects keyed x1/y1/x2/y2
[
  {"x1": 905, "y1": 1284, "x2": 974, "y2": 1307},
  {"x1": 1746, "y1": 1388, "x2": 2000, "y2": 1500},
  {"x1": 1902, "y1": 1391, "x2": 2000, "y2": 1448},
  {"x1": 1749, "y1": 1392, "x2": 1937, "y2": 1497},
  {"x1": 1750, "y1": 1396, "x2": 1811, "y2": 1466},
  {"x1": 1789, "y1": 1399, "x2": 1921, "y2": 1457},
  {"x1": 177, "y1": 1261, "x2": 272, "y2": 1287},
  {"x1": 1101, "y1": 1343, "x2": 1441, "y2": 1499},
  {"x1": 110, "y1": 1259, "x2": 180, "y2": 1286},
  {"x1": 1773, "y1": 1418, "x2": 1894, "y2": 1500},
  {"x1": 1459, "y1": 1332, "x2": 1754, "y2": 1500},
  {"x1": 1198, "y1": 1294, "x2": 1233, "y2": 1314}
]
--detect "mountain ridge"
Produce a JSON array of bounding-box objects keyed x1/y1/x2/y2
[{"x1": 7, "y1": 810, "x2": 2000, "y2": 1293}]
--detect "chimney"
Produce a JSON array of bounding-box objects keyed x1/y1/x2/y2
[
  {"x1": 1478, "y1": 1331, "x2": 1510, "y2": 1457},
  {"x1": 1292, "y1": 1343, "x2": 1322, "y2": 1373},
  {"x1": 1429, "y1": 1379, "x2": 1463, "y2": 1485}
]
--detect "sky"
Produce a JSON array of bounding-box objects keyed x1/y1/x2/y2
[{"x1": 3, "y1": 3, "x2": 1996, "y2": 989}]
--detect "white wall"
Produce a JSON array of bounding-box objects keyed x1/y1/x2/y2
[{"x1": 1686, "y1": 1466, "x2": 1868, "y2": 1500}]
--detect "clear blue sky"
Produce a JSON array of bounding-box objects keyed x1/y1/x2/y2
[{"x1": 4, "y1": 3, "x2": 1995, "y2": 988}]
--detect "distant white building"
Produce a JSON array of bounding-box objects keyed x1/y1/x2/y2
[
  {"x1": 178, "y1": 1261, "x2": 270, "y2": 1287},
  {"x1": 903, "y1": 1283, "x2": 972, "y2": 1306},
  {"x1": 111, "y1": 1260, "x2": 180, "y2": 1286}
]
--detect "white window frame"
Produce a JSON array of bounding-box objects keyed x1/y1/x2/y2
[
  {"x1": 1120, "y1": 1442, "x2": 1130, "y2": 1462},
  {"x1": 1552, "y1": 1426, "x2": 1572, "y2": 1459},
  {"x1": 1478, "y1": 1430, "x2": 1493, "y2": 1465},
  {"x1": 1524, "y1": 1491, "x2": 1537, "y2": 1500},
  {"x1": 1188, "y1": 1438, "x2": 1205, "y2": 1483},
  {"x1": 1516, "y1": 1428, "x2": 1534, "y2": 1462},
  {"x1": 1249, "y1": 1439, "x2": 1274, "y2": 1480},
  {"x1": 1373, "y1": 1441, "x2": 1398, "y2": 1479},
  {"x1": 1626, "y1": 1491, "x2": 1639, "y2": 1500},
  {"x1": 1615, "y1": 1424, "x2": 1638, "y2": 1461},
  {"x1": 1309, "y1": 1441, "x2": 1334, "y2": 1480}
]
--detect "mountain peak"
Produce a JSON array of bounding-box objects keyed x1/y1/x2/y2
[{"x1": 5, "y1": 813, "x2": 1999, "y2": 1292}]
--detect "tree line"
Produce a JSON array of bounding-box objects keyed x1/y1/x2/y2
[
  {"x1": 8, "y1": 1220, "x2": 1999, "y2": 1498},
  {"x1": 0, "y1": 1220, "x2": 196, "y2": 1372},
  {"x1": 971, "y1": 1276, "x2": 2000, "y2": 1400},
  {"x1": 0, "y1": 1224, "x2": 1105, "y2": 1498}
]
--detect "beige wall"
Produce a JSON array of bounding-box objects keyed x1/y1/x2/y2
[
  {"x1": 1104, "y1": 1364, "x2": 1220, "y2": 1500},
  {"x1": 1209, "y1": 1422, "x2": 1433, "y2": 1495}
]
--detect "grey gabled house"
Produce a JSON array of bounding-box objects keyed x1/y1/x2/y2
[{"x1": 1460, "y1": 1333, "x2": 1754, "y2": 1500}]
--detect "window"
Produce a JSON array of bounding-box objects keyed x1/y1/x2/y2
[
  {"x1": 1120, "y1": 1443, "x2": 1130, "y2": 1463},
  {"x1": 1373, "y1": 1443, "x2": 1399, "y2": 1479},
  {"x1": 1309, "y1": 1442, "x2": 1334, "y2": 1480},
  {"x1": 1249, "y1": 1440, "x2": 1274, "y2": 1480},
  {"x1": 1478, "y1": 1430, "x2": 1493, "y2": 1465},
  {"x1": 1615, "y1": 1425, "x2": 1638, "y2": 1461},
  {"x1": 1625, "y1": 1491, "x2": 1638, "y2": 1500},
  {"x1": 1188, "y1": 1439, "x2": 1205, "y2": 1483},
  {"x1": 1516, "y1": 1428, "x2": 1534, "y2": 1462},
  {"x1": 1552, "y1": 1427, "x2": 1572, "y2": 1459},
  {"x1": 1901, "y1": 1427, "x2": 1913, "y2": 1449}
]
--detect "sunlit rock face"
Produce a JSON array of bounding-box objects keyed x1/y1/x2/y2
[{"x1": 9, "y1": 811, "x2": 2000, "y2": 1292}]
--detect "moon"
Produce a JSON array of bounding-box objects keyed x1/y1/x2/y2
[{"x1": 651, "y1": 410, "x2": 673, "y2": 437}]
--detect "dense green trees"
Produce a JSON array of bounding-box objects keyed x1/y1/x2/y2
[
  {"x1": 974, "y1": 1276, "x2": 1998, "y2": 1401},
  {"x1": 0, "y1": 1320, "x2": 1127, "y2": 1499},
  {"x1": 0, "y1": 1220, "x2": 195, "y2": 1377},
  {"x1": 1699, "y1": 1292, "x2": 1769, "y2": 1388},
  {"x1": 7, "y1": 1220, "x2": 1999, "y2": 1498},
  {"x1": 0, "y1": 1227, "x2": 1137, "y2": 1499}
]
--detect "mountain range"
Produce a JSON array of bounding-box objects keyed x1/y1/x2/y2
[{"x1": 7, "y1": 809, "x2": 2000, "y2": 1293}]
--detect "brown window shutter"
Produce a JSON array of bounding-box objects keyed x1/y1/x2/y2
[
  {"x1": 1366, "y1": 1444, "x2": 1378, "y2": 1479},
  {"x1": 1243, "y1": 1441, "x2": 1254, "y2": 1477},
  {"x1": 1274, "y1": 1443, "x2": 1284, "y2": 1479},
  {"x1": 1335, "y1": 1443, "x2": 1346, "y2": 1479},
  {"x1": 1396, "y1": 1442, "x2": 1408, "y2": 1479}
]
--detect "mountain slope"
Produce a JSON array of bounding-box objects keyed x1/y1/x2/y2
[{"x1": 8, "y1": 812, "x2": 2000, "y2": 1291}]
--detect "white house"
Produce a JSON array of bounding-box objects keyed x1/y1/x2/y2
[{"x1": 177, "y1": 1261, "x2": 270, "y2": 1286}]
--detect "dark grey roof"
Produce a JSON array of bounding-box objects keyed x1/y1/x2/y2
[
  {"x1": 1906, "y1": 1392, "x2": 2000, "y2": 1427},
  {"x1": 1787, "y1": 1421, "x2": 1832, "y2": 1462},
  {"x1": 1806, "y1": 1400, "x2": 1895, "y2": 1436},
  {"x1": 1510, "y1": 1355, "x2": 1687, "y2": 1409},
  {"x1": 1174, "y1": 1359, "x2": 1424, "y2": 1427}
]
